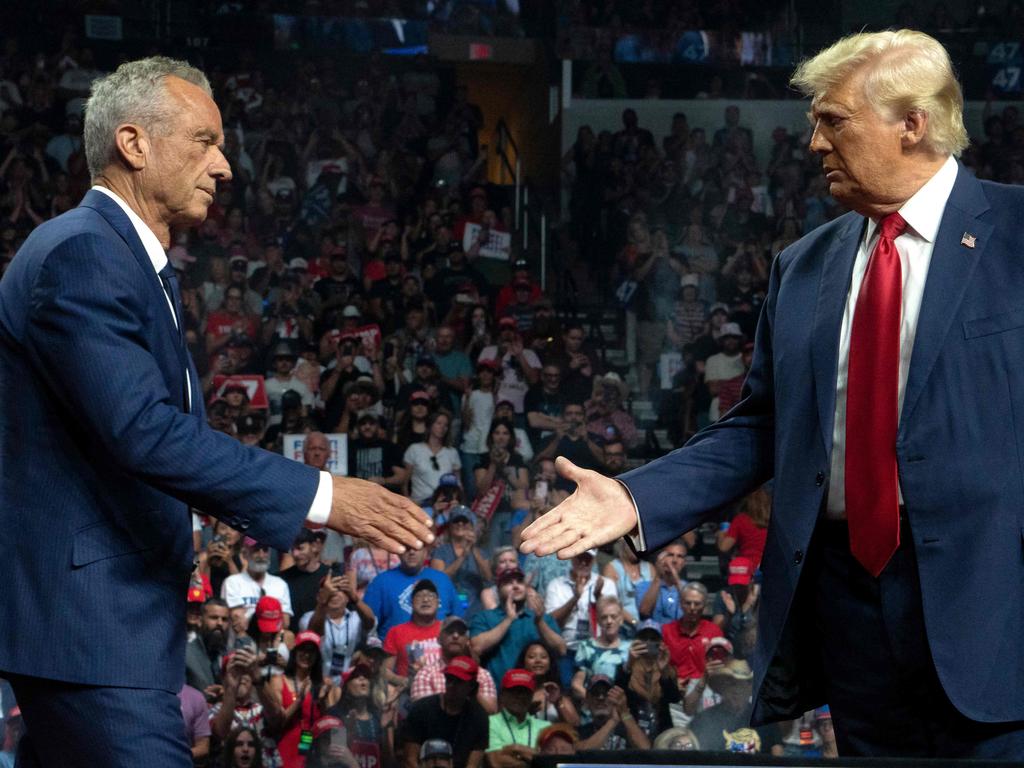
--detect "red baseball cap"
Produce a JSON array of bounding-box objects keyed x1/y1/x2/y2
[
  {"x1": 294, "y1": 630, "x2": 321, "y2": 650},
  {"x1": 444, "y1": 655, "x2": 479, "y2": 682},
  {"x1": 727, "y1": 556, "x2": 754, "y2": 586},
  {"x1": 255, "y1": 596, "x2": 284, "y2": 634},
  {"x1": 498, "y1": 316, "x2": 517, "y2": 329},
  {"x1": 343, "y1": 663, "x2": 372, "y2": 686},
  {"x1": 501, "y1": 668, "x2": 536, "y2": 691},
  {"x1": 312, "y1": 715, "x2": 343, "y2": 739}
]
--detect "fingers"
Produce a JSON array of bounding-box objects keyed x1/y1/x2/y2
[
  {"x1": 532, "y1": 525, "x2": 587, "y2": 559},
  {"x1": 554, "y1": 455, "x2": 582, "y2": 482}
]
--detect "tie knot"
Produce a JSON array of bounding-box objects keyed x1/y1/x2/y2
[{"x1": 879, "y1": 212, "x2": 907, "y2": 241}]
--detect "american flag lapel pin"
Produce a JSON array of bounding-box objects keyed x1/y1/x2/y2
[{"x1": 961, "y1": 232, "x2": 977, "y2": 248}]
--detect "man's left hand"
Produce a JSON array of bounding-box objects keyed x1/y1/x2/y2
[{"x1": 328, "y1": 476, "x2": 434, "y2": 554}]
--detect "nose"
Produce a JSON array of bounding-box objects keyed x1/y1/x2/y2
[
  {"x1": 809, "y1": 120, "x2": 831, "y2": 155},
  {"x1": 211, "y1": 146, "x2": 233, "y2": 183}
]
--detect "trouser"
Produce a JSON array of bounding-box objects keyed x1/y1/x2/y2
[
  {"x1": 807, "y1": 512, "x2": 1024, "y2": 759},
  {"x1": 6, "y1": 673, "x2": 192, "y2": 768}
]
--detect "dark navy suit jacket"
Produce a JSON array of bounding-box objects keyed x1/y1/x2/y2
[
  {"x1": 620, "y1": 166, "x2": 1024, "y2": 725},
  {"x1": 0, "y1": 190, "x2": 319, "y2": 691}
]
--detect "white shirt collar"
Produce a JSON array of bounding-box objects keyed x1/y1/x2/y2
[
  {"x1": 91, "y1": 185, "x2": 168, "y2": 274},
  {"x1": 863, "y1": 154, "x2": 959, "y2": 244}
]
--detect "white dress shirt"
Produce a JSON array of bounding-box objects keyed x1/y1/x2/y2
[
  {"x1": 825, "y1": 154, "x2": 958, "y2": 518},
  {"x1": 628, "y1": 155, "x2": 960, "y2": 546},
  {"x1": 92, "y1": 185, "x2": 332, "y2": 526}
]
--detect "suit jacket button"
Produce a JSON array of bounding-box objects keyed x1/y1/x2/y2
[
  {"x1": 815, "y1": 471, "x2": 825, "y2": 487},
  {"x1": 239, "y1": 518, "x2": 251, "y2": 530},
  {"x1": 794, "y1": 550, "x2": 804, "y2": 565}
]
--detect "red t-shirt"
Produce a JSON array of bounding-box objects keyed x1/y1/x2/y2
[
  {"x1": 661, "y1": 619, "x2": 724, "y2": 681},
  {"x1": 206, "y1": 311, "x2": 257, "y2": 341},
  {"x1": 726, "y1": 513, "x2": 768, "y2": 569},
  {"x1": 383, "y1": 620, "x2": 442, "y2": 677}
]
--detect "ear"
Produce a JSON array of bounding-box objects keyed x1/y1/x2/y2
[
  {"x1": 900, "y1": 109, "x2": 929, "y2": 150},
  {"x1": 113, "y1": 123, "x2": 149, "y2": 171}
]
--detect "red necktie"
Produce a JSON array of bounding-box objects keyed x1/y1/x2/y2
[{"x1": 845, "y1": 212, "x2": 907, "y2": 577}]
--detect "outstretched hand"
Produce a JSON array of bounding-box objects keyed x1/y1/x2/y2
[
  {"x1": 518, "y1": 457, "x2": 638, "y2": 559},
  {"x1": 328, "y1": 476, "x2": 435, "y2": 554}
]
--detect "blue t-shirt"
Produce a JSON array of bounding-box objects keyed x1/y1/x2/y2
[
  {"x1": 636, "y1": 581, "x2": 682, "y2": 624},
  {"x1": 433, "y1": 542, "x2": 485, "y2": 619},
  {"x1": 469, "y1": 607, "x2": 561, "y2": 683},
  {"x1": 362, "y1": 566, "x2": 459, "y2": 638}
]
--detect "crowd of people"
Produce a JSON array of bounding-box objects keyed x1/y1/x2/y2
[{"x1": 2, "y1": 14, "x2": 1022, "y2": 768}]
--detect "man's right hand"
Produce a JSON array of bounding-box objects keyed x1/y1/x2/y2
[{"x1": 328, "y1": 476, "x2": 434, "y2": 554}]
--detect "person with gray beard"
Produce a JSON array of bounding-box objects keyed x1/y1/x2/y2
[{"x1": 221, "y1": 538, "x2": 294, "y2": 633}]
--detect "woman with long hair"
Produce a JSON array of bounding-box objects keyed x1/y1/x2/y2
[
  {"x1": 271, "y1": 631, "x2": 340, "y2": 768},
  {"x1": 459, "y1": 359, "x2": 498, "y2": 498},
  {"x1": 403, "y1": 410, "x2": 461, "y2": 504},
  {"x1": 516, "y1": 641, "x2": 580, "y2": 727},
  {"x1": 223, "y1": 724, "x2": 264, "y2": 768},
  {"x1": 717, "y1": 486, "x2": 771, "y2": 569},
  {"x1": 474, "y1": 418, "x2": 529, "y2": 552}
]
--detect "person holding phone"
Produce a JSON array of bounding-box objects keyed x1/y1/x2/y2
[{"x1": 571, "y1": 596, "x2": 632, "y2": 700}]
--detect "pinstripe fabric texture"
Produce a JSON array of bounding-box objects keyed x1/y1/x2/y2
[{"x1": 0, "y1": 189, "x2": 320, "y2": 691}]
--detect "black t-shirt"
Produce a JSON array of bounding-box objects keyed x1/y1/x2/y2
[
  {"x1": 349, "y1": 438, "x2": 405, "y2": 484},
  {"x1": 399, "y1": 695, "x2": 488, "y2": 766},
  {"x1": 280, "y1": 563, "x2": 330, "y2": 633},
  {"x1": 313, "y1": 274, "x2": 361, "y2": 307},
  {"x1": 549, "y1": 434, "x2": 603, "y2": 492},
  {"x1": 523, "y1": 385, "x2": 566, "y2": 446}
]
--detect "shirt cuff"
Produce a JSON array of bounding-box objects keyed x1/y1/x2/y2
[
  {"x1": 614, "y1": 479, "x2": 647, "y2": 552},
  {"x1": 305, "y1": 471, "x2": 333, "y2": 528}
]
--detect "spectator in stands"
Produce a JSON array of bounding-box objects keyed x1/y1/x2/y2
[
  {"x1": 494, "y1": 259, "x2": 541, "y2": 319},
  {"x1": 410, "y1": 615, "x2": 498, "y2": 713},
  {"x1": 273, "y1": 631, "x2": 341, "y2": 766},
  {"x1": 202, "y1": 518, "x2": 244, "y2": 597},
  {"x1": 715, "y1": 340, "x2": 754, "y2": 416},
  {"x1": 577, "y1": 677, "x2": 651, "y2": 751},
  {"x1": 524, "y1": 364, "x2": 566, "y2": 448},
  {"x1": 703, "y1": 322, "x2": 746, "y2": 421},
  {"x1": 264, "y1": 343, "x2": 315, "y2": 426},
  {"x1": 681, "y1": 637, "x2": 733, "y2": 719},
  {"x1": 348, "y1": 537, "x2": 401, "y2": 598},
  {"x1": 280, "y1": 529, "x2": 330, "y2": 633},
  {"x1": 186, "y1": 597, "x2": 230, "y2": 696},
  {"x1": 0, "y1": 704, "x2": 22, "y2": 768},
  {"x1": 206, "y1": 284, "x2": 259, "y2": 355},
  {"x1": 536, "y1": 403, "x2": 604, "y2": 493},
  {"x1": 516, "y1": 641, "x2": 580, "y2": 726},
  {"x1": 718, "y1": 486, "x2": 771, "y2": 569},
  {"x1": 362, "y1": 546, "x2": 458, "y2": 638},
  {"x1": 210, "y1": 651, "x2": 285, "y2": 766},
  {"x1": 470, "y1": 567, "x2": 566, "y2": 683},
  {"x1": 432, "y1": 324, "x2": 472, "y2": 412},
  {"x1": 404, "y1": 410, "x2": 461, "y2": 504},
  {"x1": 328, "y1": 664, "x2": 388, "y2": 767},
  {"x1": 554, "y1": 323, "x2": 597, "y2": 404},
  {"x1": 416, "y1": 739, "x2": 453, "y2": 768},
  {"x1": 303, "y1": 573, "x2": 375, "y2": 683},
  {"x1": 479, "y1": 546, "x2": 524, "y2": 610},
  {"x1": 500, "y1": 279, "x2": 539, "y2": 333},
  {"x1": 222, "y1": 725, "x2": 263, "y2": 768},
  {"x1": 652, "y1": 726, "x2": 700, "y2": 750},
  {"x1": 712, "y1": 558, "x2": 760, "y2": 658},
  {"x1": 486, "y1": 668, "x2": 548, "y2": 764},
  {"x1": 661, "y1": 581, "x2": 724, "y2": 686},
  {"x1": 538, "y1": 722, "x2": 578, "y2": 756},
  {"x1": 475, "y1": 418, "x2": 530, "y2": 551},
  {"x1": 667, "y1": 276, "x2": 707, "y2": 351},
  {"x1": 223, "y1": 541, "x2": 294, "y2": 629},
  {"x1": 601, "y1": 438, "x2": 628, "y2": 475},
  {"x1": 585, "y1": 372, "x2": 638, "y2": 450},
  {"x1": 430, "y1": 506, "x2": 491, "y2": 617},
  {"x1": 572, "y1": 596, "x2": 632, "y2": 697},
  {"x1": 400, "y1": 656, "x2": 489, "y2": 768},
  {"x1": 492, "y1": 399, "x2": 534, "y2": 461},
  {"x1": 636, "y1": 540, "x2": 688, "y2": 623},
  {"x1": 614, "y1": 619, "x2": 680, "y2": 739},
  {"x1": 689, "y1": 660, "x2": 782, "y2": 754},
  {"x1": 601, "y1": 539, "x2": 654, "y2": 626},
  {"x1": 382, "y1": 579, "x2": 443, "y2": 683},
  {"x1": 544, "y1": 549, "x2": 604, "y2": 654},
  {"x1": 395, "y1": 390, "x2": 432, "y2": 452},
  {"x1": 349, "y1": 412, "x2": 408, "y2": 491},
  {"x1": 477, "y1": 317, "x2": 542, "y2": 415},
  {"x1": 178, "y1": 682, "x2": 211, "y2": 764},
  {"x1": 459, "y1": 358, "x2": 499, "y2": 495}
]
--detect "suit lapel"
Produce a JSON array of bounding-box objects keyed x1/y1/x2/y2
[
  {"x1": 899, "y1": 169, "x2": 991, "y2": 430},
  {"x1": 810, "y1": 214, "x2": 863, "y2": 455}
]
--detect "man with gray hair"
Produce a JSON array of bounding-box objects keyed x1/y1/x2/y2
[
  {"x1": 0, "y1": 56, "x2": 433, "y2": 765},
  {"x1": 523, "y1": 29, "x2": 1024, "y2": 757}
]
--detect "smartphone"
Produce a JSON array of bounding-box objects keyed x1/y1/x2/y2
[
  {"x1": 645, "y1": 641, "x2": 661, "y2": 658},
  {"x1": 265, "y1": 648, "x2": 279, "y2": 666},
  {"x1": 330, "y1": 561, "x2": 344, "y2": 578},
  {"x1": 234, "y1": 636, "x2": 256, "y2": 653}
]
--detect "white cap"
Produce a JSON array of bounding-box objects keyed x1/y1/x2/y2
[
  {"x1": 680, "y1": 274, "x2": 699, "y2": 289},
  {"x1": 720, "y1": 322, "x2": 744, "y2": 338}
]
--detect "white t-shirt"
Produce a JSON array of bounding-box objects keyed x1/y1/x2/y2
[
  {"x1": 264, "y1": 375, "x2": 315, "y2": 425},
  {"x1": 222, "y1": 571, "x2": 293, "y2": 621},
  {"x1": 403, "y1": 443, "x2": 461, "y2": 503},
  {"x1": 476, "y1": 346, "x2": 542, "y2": 413},
  {"x1": 460, "y1": 389, "x2": 495, "y2": 454}
]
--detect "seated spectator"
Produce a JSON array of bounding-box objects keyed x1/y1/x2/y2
[
  {"x1": 186, "y1": 597, "x2": 230, "y2": 695},
  {"x1": 430, "y1": 506, "x2": 491, "y2": 617},
  {"x1": 202, "y1": 518, "x2": 244, "y2": 598},
  {"x1": 421, "y1": 475, "x2": 465, "y2": 530},
  {"x1": 717, "y1": 486, "x2": 771, "y2": 569},
  {"x1": 222, "y1": 539, "x2": 294, "y2": 629},
  {"x1": 544, "y1": 549, "x2": 604, "y2": 655},
  {"x1": 210, "y1": 651, "x2": 285, "y2": 766},
  {"x1": 486, "y1": 669, "x2": 548, "y2": 765},
  {"x1": 399, "y1": 657, "x2": 489, "y2": 768},
  {"x1": 537, "y1": 723, "x2": 577, "y2": 756},
  {"x1": 689, "y1": 660, "x2": 782, "y2": 755},
  {"x1": 347, "y1": 539, "x2": 401, "y2": 598},
  {"x1": 417, "y1": 739, "x2": 454, "y2": 768},
  {"x1": 302, "y1": 572, "x2": 375, "y2": 683},
  {"x1": 222, "y1": 725, "x2": 264, "y2": 768},
  {"x1": 479, "y1": 546, "x2": 522, "y2": 611},
  {"x1": 475, "y1": 418, "x2": 529, "y2": 552},
  {"x1": 585, "y1": 373, "x2": 638, "y2": 450},
  {"x1": 661, "y1": 582, "x2": 724, "y2": 685},
  {"x1": 572, "y1": 596, "x2": 632, "y2": 698},
  {"x1": 470, "y1": 567, "x2": 566, "y2": 683},
  {"x1": 403, "y1": 410, "x2": 461, "y2": 504},
  {"x1": 178, "y1": 683, "x2": 211, "y2": 764},
  {"x1": 681, "y1": 637, "x2": 734, "y2": 720},
  {"x1": 280, "y1": 529, "x2": 330, "y2": 633},
  {"x1": 206, "y1": 283, "x2": 259, "y2": 354},
  {"x1": 576, "y1": 677, "x2": 650, "y2": 751},
  {"x1": 636, "y1": 540, "x2": 689, "y2": 623},
  {"x1": 601, "y1": 540, "x2": 654, "y2": 626},
  {"x1": 348, "y1": 412, "x2": 408, "y2": 491},
  {"x1": 476, "y1": 318, "x2": 541, "y2": 416},
  {"x1": 600, "y1": 437, "x2": 628, "y2": 476},
  {"x1": 516, "y1": 641, "x2": 579, "y2": 727},
  {"x1": 362, "y1": 547, "x2": 458, "y2": 638},
  {"x1": 652, "y1": 726, "x2": 701, "y2": 751},
  {"x1": 524, "y1": 364, "x2": 566, "y2": 448},
  {"x1": 459, "y1": 358, "x2": 499, "y2": 496},
  {"x1": 410, "y1": 615, "x2": 498, "y2": 713},
  {"x1": 535, "y1": 403, "x2": 604, "y2": 494},
  {"x1": 272, "y1": 631, "x2": 341, "y2": 767},
  {"x1": 383, "y1": 579, "x2": 444, "y2": 682},
  {"x1": 615, "y1": 620, "x2": 681, "y2": 742},
  {"x1": 492, "y1": 400, "x2": 534, "y2": 461},
  {"x1": 711, "y1": 558, "x2": 759, "y2": 658}
]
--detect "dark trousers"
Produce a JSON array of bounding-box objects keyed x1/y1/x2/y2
[
  {"x1": 808, "y1": 515, "x2": 1024, "y2": 759},
  {"x1": 6, "y1": 673, "x2": 192, "y2": 768}
]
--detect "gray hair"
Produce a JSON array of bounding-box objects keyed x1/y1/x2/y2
[
  {"x1": 84, "y1": 56, "x2": 212, "y2": 180},
  {"x1": 680, "y1": 580, "x2": 708, "y2": 601}
]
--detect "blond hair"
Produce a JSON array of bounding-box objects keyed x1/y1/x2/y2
[{"x1": 790, "y1": 29, "x2": 968, "y2": 157}]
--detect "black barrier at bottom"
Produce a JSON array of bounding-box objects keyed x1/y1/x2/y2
[{"x1": 532, "y1": 750, "x2": 1021, "y2": 767}]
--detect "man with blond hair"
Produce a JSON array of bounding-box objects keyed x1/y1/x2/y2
[{"x1": 522, "y1": 30, "x2": 1024, "y2": 758}]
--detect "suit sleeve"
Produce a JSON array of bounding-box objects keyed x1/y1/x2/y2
[
  {"x1": 23, "y1": 235, "x2": 319, "y2": 551},
  {"x1": 618, "y1": 254, "x2": 781, "y2": 553}
]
